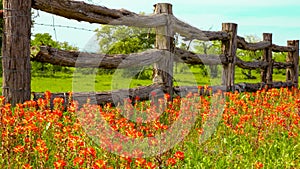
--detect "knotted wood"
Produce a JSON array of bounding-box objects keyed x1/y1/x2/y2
[
  {"x1": 261, "y1": 33, "x2": 273, "y2": 85},
  {"x1": 221, "y1": 23, "x2": 237, "y2": 91},
  {"x1": 152, "y1": 3, "x2": 174, "y2": 98},
  {"x1": 286, "y1": 40, "x2": 299, "y2": 87},
  {"x1": 2, "y1": 0, "x2": 32, "y2": 105}
]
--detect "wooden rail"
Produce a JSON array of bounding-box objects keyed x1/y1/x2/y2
[
  {"x1": 237, "y1": 36, "x2": 271, "y2": 51},
  {"x1": 33, "y1": 81, "x2": 294, "y2": 107},
  {"x1": 32, "y1": 46, "x2": 226, "y2": 68},
  {"x1": 32, "y1": 46, "x2": 294, "y2": 71},
  {"x1": 32, "y1": 0, "x2": 168, "y2": 27}
]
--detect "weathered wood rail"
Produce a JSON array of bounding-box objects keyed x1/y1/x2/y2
[
  {"x1": 2, "y1": 0, "x2": 299, "y2": 105},
  {"x1": 33, "y1": 81, "x2": 294, "y2": 107},
  {"x1": 32, "y1": 46, "x2": 294, "y2": 70}
]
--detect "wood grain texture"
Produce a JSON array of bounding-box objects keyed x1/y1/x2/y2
[
  {"x1": 33, "y1": 0, "x2": 168, "y2": 27},
  {"x1": 32, "y1": 46, "x2": 166, "y2": 69},
  {"x1": 2, "y1": 0, "x2": 32, "y2": 105},
  {"x1": 173, "y1": 17, "x2": 229, "y2": 41},
  {"x1": 33, "y1": 82, "x2": 294, "y2": 107},
  {"x1": 33, "y1": 84, "x2": 164, "y2": 107},
  {"x1": 272, "y1": 44, "x2": 296, "y2": 52},
  {"x1": 175, "y1": 81, "x2": 293, "y2": 94},
  {"x1": 261, "y1": 33, "x2": 273, "y2": 84},
  {"x1": 237, "y1": 36, "x2": 271, "y2": 51},
  {"x1": 153, "y1": 3, "x2": 174, "y2": 97},
  {"x1": 286, "y1": 40, "x2": 299, "y2": 87},
  {"x1": 33, "y1": 46, "x2": 227, "y2": 67},
  {"x1": 174, "y1": 48, "x2": 226, "y2": 65},
  {"x1": 221, "y1": 23, "x2": 237, "y2": 91},
  {"x1": 33, "y1": 46, "x2": 295, "y2": 71}
]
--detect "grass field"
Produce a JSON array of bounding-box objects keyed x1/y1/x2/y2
[{"x1": 0, "y1": 66, "x2": 288, "y2": 93}]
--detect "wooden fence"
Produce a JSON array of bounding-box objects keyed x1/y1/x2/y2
[{"x1": 2, "y1": 0, "x2": 299, "y2": 105}]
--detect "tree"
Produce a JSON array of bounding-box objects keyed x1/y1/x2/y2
[
  {"x1": 31, "y1": 33, "x2": 78, "y2": 76},
  {"x1": 193, "y1": 40, "x2": 221, "y2": 78},
  {"x1": 273, "y1": 52, "x2": 286, "y2": 75},
  {"x1": 192, "y1": 35, "x2": 266, "y2": 80},
  {"x1": 95, "y1": 25, "x2": 155, "y2": 79},
  {"x1": 96, "y1": 25, "x2": 155, "y2": 54},
  {"x1": 236, "y1": 35, "x2": 263, "y2": 79}
]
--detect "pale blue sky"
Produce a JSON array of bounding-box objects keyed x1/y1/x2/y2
[{"x1": 31, "y1": 0, "x2": 300, "y2": 51}]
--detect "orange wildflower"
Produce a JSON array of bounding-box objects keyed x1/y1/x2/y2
[
  {"x1": 22, "y1": 164, "x2": 33, "y2": 169},
  {"x1": 174, "y1": 151, "x2": 185, "y2": 160},
  {"x1": 13, "y1": 145, "x2": 25, "y2": 153},
  {"x1": 73, "y1": 157, "x2": 84, "y2": 166},
  {"x1": 166, "y1": 157, "x2": 177, "y2": 166},
  {"x1": 255, "y1": 161, "x2": 263, "y2": 169},
  {"x1": 135, "y1": 158, "x2": 146, "y2": 167},
  {"x1": 53, "y1": 159, "x2": 67, "y2": 169}
]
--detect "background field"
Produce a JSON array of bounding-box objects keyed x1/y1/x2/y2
[
  {"x1": 0, "y1": 65, "x2": 288, "y2": 94},
  {"x1": 20, "y1": 67, "x2": 285, "y2": 92}
]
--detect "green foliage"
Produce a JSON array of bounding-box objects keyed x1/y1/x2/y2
[
  {"x1": 192, "y1": 40, "x2": 222, "y2": 78},
  {"x1": 31, "y1": 33, "x2": 78, "y2": 77},
  {"x1": 193, "y1": 40, "x2": 221, "y2": 55},
  {"x1": 95, "y1": 24, "x2": 155, "y2": 79},
  {"x1": 273, "y1": 52, "x2": 287, "y2": 75},
  {"x1": 96, "y1": 25, "x2": 155, "y2": 54},
  {"x1": 236, "y1": 35, "x2": 262, "y2": 79},
  {"x1": 31, "y1": 33, "x2": 77, "y2": 51}
]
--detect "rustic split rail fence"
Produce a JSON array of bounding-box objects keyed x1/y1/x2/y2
[{"x1": 2, "y1": 0, "x2": 299, "y2": 105}]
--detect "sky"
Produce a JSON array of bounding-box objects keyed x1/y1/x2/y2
[{"x1": 31, "y1": 0, "x2": 300, "y2": 51}]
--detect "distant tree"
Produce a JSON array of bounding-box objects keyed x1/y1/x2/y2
[
  {"x1": 31, "y1": 33, "x2": 78, "y2": 76},
  {"x1": 95, "y1": 24, "x2": 155, "y2": 79},
  {"x1": 193, "y1": 40, "x2": 221, "y2": 78},
  {"x1": 236, "y1": 35, "x2": 263, "y2": 79},
  {"x1": 192, "y1": 35, "x2": 267, "y2": 80},
  {"x1": 273, "y1": 52, "x2": 286, "y2": 75},
  {"x1": 96, "y1": 25, "x2": 155, "y2": 54}
]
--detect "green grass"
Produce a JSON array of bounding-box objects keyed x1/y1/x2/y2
[{"x1": 0, "y1": 66, "x2": 288, "y2": 94}]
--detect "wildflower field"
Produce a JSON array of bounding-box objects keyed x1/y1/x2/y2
[{"x1": 1, "y1": 87, "x2": 299, "y2": 169}]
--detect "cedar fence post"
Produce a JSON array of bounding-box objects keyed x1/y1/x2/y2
[
  {"x1": 221, "y1": 23, "x2": 237, "y2": 91},
  {"x1": 152, "y1": 3, "x2": 174, "y2": 98},
  {"x1": 286, "y1": 40, "x2": 299, "y2": 87},
  {"x1": 2, "y1": 0, "x2": 32, "y2": 105},
  {"x1": 261, "y1": 33, "x2": 273, "y2": 88}
]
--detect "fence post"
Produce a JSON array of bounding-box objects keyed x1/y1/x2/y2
[
  {"x1": 286, "y1": 40, "x2": 299, "y2": 87},
  {"x1": 261, "y1": 33, "x2": 273, "y2": 87},
  {"x1": 2, "y1": 0, "x2": 32, "y2": 105},
  {"x1": 152, "y1": 3, "x2": 174, "y2": 98},
  {"x1": 221, "y1": 23, "x2": 237, "y2": 91}
]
